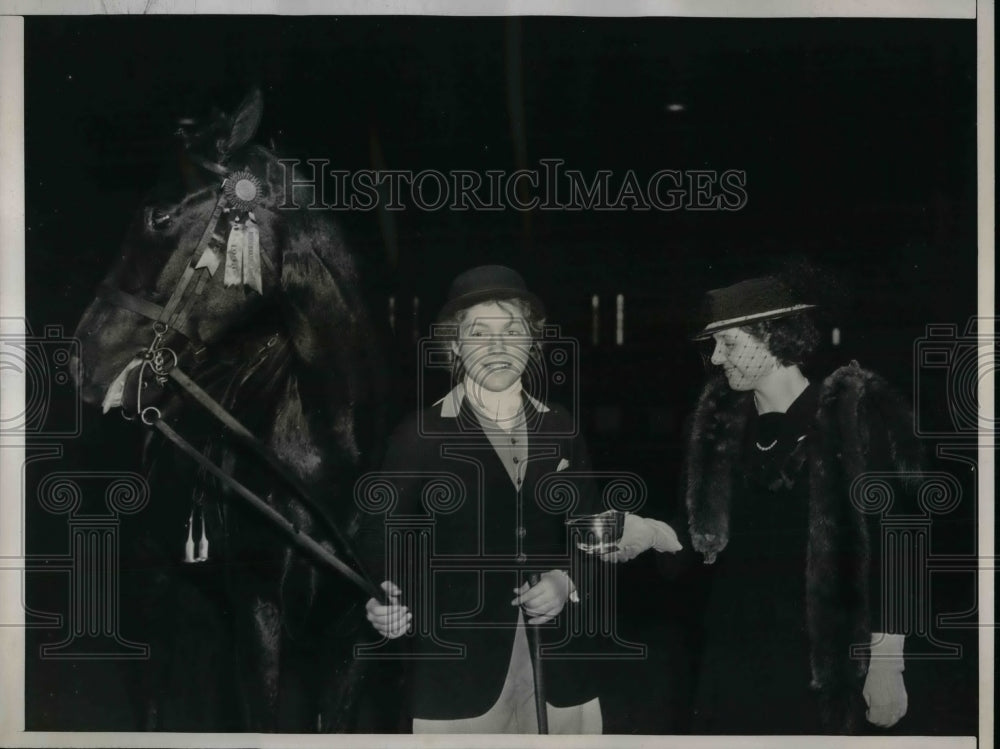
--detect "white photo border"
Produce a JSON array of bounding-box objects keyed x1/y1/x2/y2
[{"x1": 0, "y1": 2, "x2": 992, "y2": 748}]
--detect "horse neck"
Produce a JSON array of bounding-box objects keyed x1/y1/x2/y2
[{"x1": 188, "y1": 316, "x2": 296, "y2": 426}]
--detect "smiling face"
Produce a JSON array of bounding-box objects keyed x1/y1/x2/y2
[
  {"x1": 709, "y1": 326, "x2": 779, "y2": 391},
  {"x1": 451, "y1": 299, "x2": 534, "y2": 393}
]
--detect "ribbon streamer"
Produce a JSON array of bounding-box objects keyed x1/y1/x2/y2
[
  {"x1": 244, "y1": 215, "x2": 263, "y2": 294},
  {"x1": 222, "y1": 215, "x2": 263, "y2": 293},
  {"x1": 224, "y1": 220, "x2": 246, "y2": 288},
  {"x1": 194, "y1": 245, "x2": 222, "y2": 276}
]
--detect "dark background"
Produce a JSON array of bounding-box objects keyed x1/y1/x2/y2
[{"x1": 22, "y1": 15, "x2": 979, "y2": 735}]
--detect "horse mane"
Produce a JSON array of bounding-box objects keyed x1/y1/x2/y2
[
  {"x1": 234, "y1": 143, "x2": 390, "y2": 473},
  {"x1": 170, "y1": 88, "x2": 390, "y2": 476}
]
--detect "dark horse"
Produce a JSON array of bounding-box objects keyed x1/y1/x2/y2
[{"x1": 70, "y1": 90, "x2": 389, "y2": 731}]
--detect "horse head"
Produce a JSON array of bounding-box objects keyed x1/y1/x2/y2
[
  {"x1": 72, "y1": 89, "x2": 272, "y2": 404},
  {"x1": 71, "y1": 88, "x2": 381, "y2": 446}
]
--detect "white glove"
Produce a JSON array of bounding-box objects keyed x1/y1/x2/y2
[
  {"x1": 597, "y1": 513, "x2": 683, "y2": 563},
  {"x1": 365, "y1": 581, "x2": 411, "y2": 639},
  {"x1": 863, "y1": 632, "x2": 907, "y2": 728},
  {"x1": 511, "y1": 570, "x2": 575, "y2": 624}
]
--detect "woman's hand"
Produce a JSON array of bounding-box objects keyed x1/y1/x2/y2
[
  {"x1": 511, "y1": 570, "x2": 573, "y2": 624},
  {"x1": 863, "y1": 633, "x2": 908, "y2": 728},
  {"x1": 596, "y1": 513, "x2": 683, "y2": 563},
  {"x1": 863, "y1": 668, "x2": 907, "y2": 727},
  {"x1": 365, "y1": 580, "x2": 411, "y2": 639}
]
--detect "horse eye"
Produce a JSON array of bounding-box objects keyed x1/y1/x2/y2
[{"x1": 146, "y1": 207, "x2": 173, "y2": 231}]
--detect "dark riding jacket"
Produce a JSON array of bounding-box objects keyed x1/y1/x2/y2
[{"x1": 357, "y1": 385, "x2": 605, "y2": 720}]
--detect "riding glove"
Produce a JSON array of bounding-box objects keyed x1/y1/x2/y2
[
  {"x1": 598, "y1": 513, "x2": 683, "y2": 563},
  {"x1": 863, "y1": 632, "x2": 907, "y2": 728}
]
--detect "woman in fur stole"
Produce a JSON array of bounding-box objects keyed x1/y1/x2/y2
[{"x1": 590, "y1": 274, "x2": 919, "y2": 734}]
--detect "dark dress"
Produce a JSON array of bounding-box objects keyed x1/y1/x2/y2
[
  {"x1": 668, "y1": 365, "x2": 918, "y2": 735},
  {"x1": 691, "y1": 383, "x2": 822, "y2": 734}
]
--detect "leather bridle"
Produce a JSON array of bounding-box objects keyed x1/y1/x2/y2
[{"x1": 95, "y1": 152, "x2": 383, "y2": 602}]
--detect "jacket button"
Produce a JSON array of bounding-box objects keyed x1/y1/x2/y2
[
  {"x1": 516, "y1": 526, "x2": 527, "y2": 538},
  {"x1": 512, "y1": 456, "x2": 519, "y2": 464},
  {"x1": 516, "y1": 553, "x2": 527, "y2": 563}
]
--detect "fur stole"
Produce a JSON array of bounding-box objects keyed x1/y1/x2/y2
[{"x1": 684, "y1": 361, "x2": 922, "y2": 732}]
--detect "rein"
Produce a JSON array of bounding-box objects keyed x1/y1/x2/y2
[
  {"x1": 154, "y1": 416, "x2": 378, "y2": 600},
  {"x1": 99, "y1": 153, "x2": 384, "y2": 604}
]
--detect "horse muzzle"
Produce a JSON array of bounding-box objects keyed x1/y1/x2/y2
[
  {"x1": 101, "y1": 357, "x2": 143, "y2": 413},
  {"x1": 69, "y1": 351, "x2": 112, "y2": 407},
  {"x1": 100, "y1": 356, "x2": 174, "y2": 416},
  {"x1": 68, "y1": 352, "x2": 84, "y2": 391}
]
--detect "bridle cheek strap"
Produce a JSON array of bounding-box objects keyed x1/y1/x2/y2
[
  {"x1": 96, "y1": 283, "x2": 203, "y2": 345},
  {"x1": 96, "y1": 185, "x2": 232, "y2": 352}
]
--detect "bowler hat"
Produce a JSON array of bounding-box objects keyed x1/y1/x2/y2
[
  {"x1": 693, "y1": 275, "x2": 815, "y2": 340},
  {"x1": 437, "y1": 265, "x2": 545, "y2": 323}
]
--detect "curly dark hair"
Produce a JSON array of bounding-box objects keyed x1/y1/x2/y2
[{"x1": 744, "y1": 312, "x2": 821, "y2": 367}]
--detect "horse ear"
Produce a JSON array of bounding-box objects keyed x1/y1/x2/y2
[{"x1": 225, "y1": 88, "x2": 264, "y2": 155}]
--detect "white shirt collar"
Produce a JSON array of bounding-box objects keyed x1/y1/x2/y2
[{"x1": 433, "y1": 381, "x2": 550, "y2": 419}]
